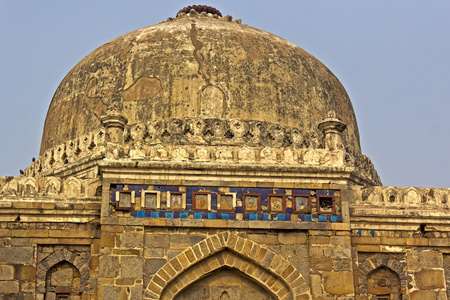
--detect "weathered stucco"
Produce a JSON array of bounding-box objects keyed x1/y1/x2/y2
[{"x1": 40, "y1": 15, "x2": 360, "y2": 156}]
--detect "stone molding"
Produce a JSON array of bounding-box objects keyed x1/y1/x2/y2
[{"x1": 143, "y1": 232, "x2": 310, "y2": 299}]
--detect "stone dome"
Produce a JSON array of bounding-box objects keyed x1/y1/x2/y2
[{"x1": 40, "y1": 8, "x2": 361, "y2": 155}]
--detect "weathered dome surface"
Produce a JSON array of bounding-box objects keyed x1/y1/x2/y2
[{"x1": 40, "y1": 14, "x2": 361, "y2": 155}]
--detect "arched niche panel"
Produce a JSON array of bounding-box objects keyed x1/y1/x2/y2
[
  {"x1": 358, "y1": 254, "x2": 407, "y2": 297},
  {"x1": 36, "y1": 249, "x2": 90, "y2": 297}
]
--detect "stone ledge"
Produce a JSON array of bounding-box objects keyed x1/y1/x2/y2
[{"x1": 101, "y1": 216, "x2": 335, "y2": 230}]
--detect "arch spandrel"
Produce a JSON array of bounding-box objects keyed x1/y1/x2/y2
[{"x1": 143, "y1": 232, "x2": 311, "y2": 300}]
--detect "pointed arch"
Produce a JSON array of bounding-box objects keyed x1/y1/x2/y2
[
  {"x1": 64, "y1": 177, "x2": 82, "y2": 198},
  {"x1": 20, "y1": 177, "x2": 38, "y2": 196},
  {"x1": 43, "y1": 177, "x2": 61, "y2": 196},
  {"x1": 383, "y1": 187, "x2": 402, "y2": 205},
  {"x1": 403, "y1": 187, "x2": 421, "y2": 206},
  {"x1": 36, "y1": 249, "x2": 90, "y2": 296},
  {"x1": 143, "y1": 232, "x2": 310, "y2": 300},
  {"x1": 358, "y1": 254, "x2": 407, "y2": 295}
]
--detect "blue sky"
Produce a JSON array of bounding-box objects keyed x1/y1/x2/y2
[{"x1": 1, "y1": 1, "x2": 449, "y2": 188}]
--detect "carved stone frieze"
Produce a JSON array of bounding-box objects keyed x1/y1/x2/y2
[
  {"x1": 352, "y1": 186, "x2": 450, "y2": 209},
  {"x1": 24, "y1": 117, "x2": 381, "y2": 185}
]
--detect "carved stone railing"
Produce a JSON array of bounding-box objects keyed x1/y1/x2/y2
[
  {"x1": 350, "y1": 186, "x2": 450, "y2": 209},
  {"x1": 22, "y1": 117, "x2": 381, "y2": 185},
  {"x1": 0, "y1": 176, "x2": 101, "y2": 199}
]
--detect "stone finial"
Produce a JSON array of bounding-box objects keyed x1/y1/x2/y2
[
  {"x1": 318, "y1": 111, "x2": 346, "y2": 151},
  {"x1": 177, "y1": 5, "x2": 222, "y2": 17},
  {"x1": 100, "y1": 111, "x2": 128, "y2": 144}
]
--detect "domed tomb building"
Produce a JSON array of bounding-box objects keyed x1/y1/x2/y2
[{"x1": 1, "y1": 6, "x2": 449, "y2": 300}]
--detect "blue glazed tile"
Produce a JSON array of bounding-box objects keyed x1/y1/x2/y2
[
  {"x1": 206, "y1": 187, "x2": 220, "y2": 193},
  {"x1": 131, "y1": 211, "x2": 138, "y2": 217},
  {"x1": 144, "y1": 211, "x2": 152, "y2": 218},
  {"x1": 261, "y1": 199, "x2": 268, "y2": 209},
  {"x1": 274, "y1": 189, "x2": 286, "y2": 194},
  {"x1": 186, "y1": 205, "x2": 192, "y2": 210},
  {"x1": 137, "y1": 211, "x2": 145, "y2": 218},
  {"x1": 298, "y1": 215, "x2": 305, "y2": 221},
  {"x1": 181, "y1": 212, "x2": 188, "y2": 219},
  {"x1": 159, "y1": 186, "x2": 179, "y2": 192},
  {"x1": 337, "y1": 216, "x2": 343, "y2": 222},
  {"x1": 188, "y1": 212, "x2": 195, "y2": 217},
  {"x1": 277, "y1": 214, "x2": 285, "y2": 221},
  {"x1": 208, "y1": 213, "x2": 216, "y2": 219},
  {"x1": 211, "y1": 198, "x2": 217, "y2": 210},
  {"x1": 370, "y1": 230, "x2": 375, "y2": 237},
  {"x1": 151, "y1": 211, "x2": 159, "y2": 218},
  {"x1": 173, "y1": 211, "x2": 180, "y2": 218},
  {"x1": 229, "y1": 187, "x2": 240, "y2": 193},
  {"x1": 195, "y1": 212, "x2": 202, "y2": 219},
  {"x1": 201, "y1": 213, "x2": 208, "y2": 219},
  {"x1": 329, "y1": 190, "x2": 334, "y2": 196},
  {"x1": 186, "y1": 186, "x2": 195, "y2": 193},
  {"x1": 133, "y1": 185, "x2": 142, "y2": 191},
  {"x1": 326, "y1": 215, "x2": 332, "y2": 222},
  {"x1": 250, "y1": 213, "x2": 257, "y2": 220},
  {"x1": 186, "y1": 198, "x2": 192, "y2": 205},
  {"x1": 264, "y1": 214, "x2": 270, "y2": 221},
  {"x1": 258, "y1": 213, "x2": 264, "y2": 220},
  {"x1": 110, "y1": 192, "x2": 116, "y2": 202},
  {"x1": 243, "y1": 213, "x2": 249, "y2": 220},
  {"x1": 285, "y1": 214, "x2": 291, "y2": 221},
  {"x1": 159, "y1": 211, "x2": 166, "y2": 218},
  {"x1": 305, "y1": 215, "x2": 312, "y2": 222},
  {"x1": 166, "y1": 212, "x2": 173, "y2": 219},
  {"x1": 135, "y1": 190, "x2": 141, "y2": 197},
  {"x1": 229, "y1": 213, "x2": 236, "y2": 220},
  {"x1": 116, "y1": 185, "x2": 123, "y2": 190},
  {"x1": 260, "y1": 192, "x2": 268, "y2": 201},
  {"x1": 286, "y1": 207, "x2": 292, "y2": 214},
  {"x1": 331, "y1": 216, "x2": 337, "y2": 222},
  {"x1": 293, "y1": 189, "x2": 309, "y2": 195},
  {"x1": 319, "y1": 215, "x2": 326, "y2": 222},
  {"x1": 356, "y1": 229, "x2": 362, "y2": 236},
  {"x1": 236, "y1": 207, "x2": 243, "y2": 213},
  {"x1": 312, "y1": 215, "x2": 319, "y2": 219},
  {"x1": 222, "y1": 213, "x2": 229, "y2": 220},
  {"x1": 271, "y1": 214, "x2": 277, "y2": 220},
  {"x1": 216, "y1": 213, "x2": 222, "y2": 219}
]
